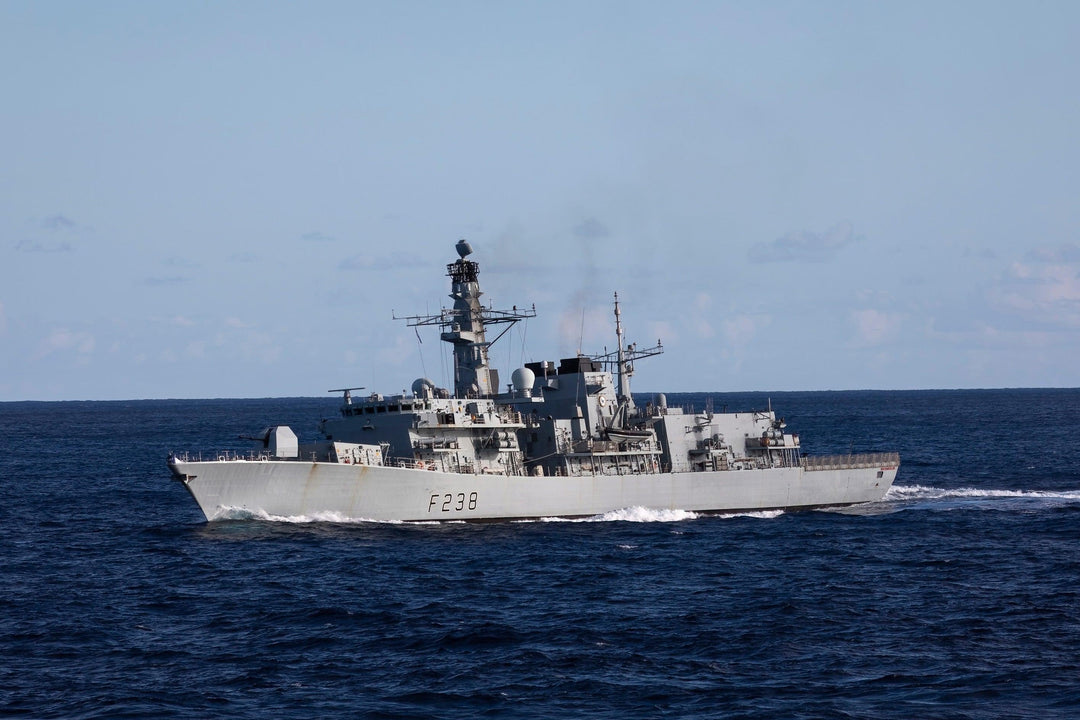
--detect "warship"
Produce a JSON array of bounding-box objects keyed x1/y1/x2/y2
[{"x1": 168, "y1": 240, "x2": 899, "y2": 522}]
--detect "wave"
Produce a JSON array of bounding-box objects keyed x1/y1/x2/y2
[
  {"x1": 538, "y1": 506, "x2": 784, "y2": 523},
  {"x1": 206, "y1": 505, "x2": 791, "y2": 525},
  {"x1": 884, "y1": 484, "x2": 1080, "y2": 502},
  {"x1": 213, "y1": 505, "x2": 710, "y2": 525},
  {"x1": 720, "y1": 509, "x2": 786, "y2": 519},
  {"x1": 212, "y1": 507, "x2": 406, "y2": 524},
  {"x1": 539, "y1": 507, "x2": 700, "y2": 523}
]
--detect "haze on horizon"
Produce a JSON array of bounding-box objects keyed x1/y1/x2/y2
[{"x1": 2, "y1": 1, "x2": 1079, "y2": 401}]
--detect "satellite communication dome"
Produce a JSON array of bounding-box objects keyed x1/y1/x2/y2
[
  {"x1": 511, "y1": 367, "x2": 536, "y2": 393},
  {"x1": 411, "y1": 378, "x2": 436, "y2": 397}
]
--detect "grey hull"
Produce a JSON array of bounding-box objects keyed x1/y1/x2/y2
[{"x1": 173, "y1": 460, "x2": 899, "y2": 522}]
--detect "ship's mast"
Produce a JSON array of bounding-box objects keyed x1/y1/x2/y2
[
  {"x1": 590, "y1": 292, "x2": 664, "y2": 422},
  {"x1": 396, "y1": 240, "x2": 535, "y2": 398},
  {"x1": 615, "y1": 292, "x2": 631, "y2": 402},
  {"x1": 443, "y1": 240, "x2": 494, "y2": 396}
]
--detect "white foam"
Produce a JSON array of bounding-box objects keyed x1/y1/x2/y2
[
  {"x1": 540, "y1": 506, "x2": 701, "y2": 523},
  {"x1": 538, "y1": 506, "x2": 785, "y2": 523},
  {"x1": 718, "y1": 509, "x2": 786, "y2": 520},
  {"x1": 212, "y1": 506, "x2": 403, "y2": 524},
  {"x1": 214, "y1": 504, "x2": 790, "y2": 525},
  {"x1": 884, "y1": 484, "x2": 1080, "y2": 502}
]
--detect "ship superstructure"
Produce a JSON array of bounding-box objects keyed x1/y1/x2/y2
[{"x1": 169, "y1": 241, "x2": 899, "y2": 521}]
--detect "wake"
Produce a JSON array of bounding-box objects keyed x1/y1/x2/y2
[
  {"x1": 885, "y1": 484, "x2": 1080, "y2": 503},
  {"x1": 212, "y1": 507, "x2": 408, "y2": 524},
  {"x1": 213, "y1": 505, "x2": 785, "y2": 525},
  {"x1": 539, "y1": 507, "x2": 784, "y2": 523}
]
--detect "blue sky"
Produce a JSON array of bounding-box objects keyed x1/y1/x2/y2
[{"x1": 3, "y1": 1, "x2": 1079, "y2": 400}]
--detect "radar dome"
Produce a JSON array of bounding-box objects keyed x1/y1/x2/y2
[
  {"x1": 511, "y1": 367, "x2": 536, "y2": 393},
  {"x1": 411, "y1": 378, "x2": 436, "y2": 397},
  {"x1": 455, "y1": 239, "x2": 473, "y2": 258}
]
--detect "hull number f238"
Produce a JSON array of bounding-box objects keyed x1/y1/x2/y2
[{"x1": 428, "y1": 491, "x2": 478, "y2": 513}]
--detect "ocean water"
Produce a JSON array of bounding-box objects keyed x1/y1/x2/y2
[{"x1": 2, "y1": 389, "x2": 1079, "y2": 719}]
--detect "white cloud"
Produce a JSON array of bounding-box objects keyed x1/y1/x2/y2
[
  {"x1": 927, "y1": 319, "x2": 1061, "y2": 352},
  {"x1": 42, "y1": 214, "x2": 76, "y2": 231},
  {"x1": 648, "y1": 320, "x2": 677, "y2": 345},
  {"x1": 723, "y1": 314, "x2": 766, "y2": 346},
  {"x1": 850, "y1": 309, "x2": 902, "y2": 346},
  {"x1": 375, "y1": 333, "x2": 417, "y2": 366},
  {"x1": 714, "y1": 314, "x2": 770, "y2": 373},
  {"x1": 212, "y1": 323, "x2": 282, "y2": 364},
  {"x1": 15, "y1": 239, "x2": 73, "y2": 253},
  {"x1": 144, "y1": 276, "x2": 188, "y2": 286},
  {"x1": 1025, "y1": 244, "x2": 1080, "y2": 263},
  {"x1": 693, "y1": 318, "x2": 715, "y2": 339},
  {"x1": 16, "y1": 214, "x2": 87, "y2": 253},
  {"x1": 163, "y1": 256, "x2": 201, "y2": 269},
  {"x1": 573, "y1": 217, "x2": 610, "y2": 239},
  {"x1": 748, "y1": 222, "x2": 856, "y2": 263},
  {"x1": 991, "y1": 243, "x2": 1080, "y2": 327},
  {"x1": 339, "y1": 251, "x2": 427, "y2": 272},
  {"x1": 691, "y1": 293, "x2": 714, "y2": 339},
  {"x1": 339, "y1": 254, "x2": 374, "y2": 271},
  {"x1": 40, "y1": 329, "x2": 95, "y2": 357}
]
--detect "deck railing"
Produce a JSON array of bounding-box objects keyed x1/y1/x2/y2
[{"x1": 802, "y1": 452, "x2": 900, "y2": 471}]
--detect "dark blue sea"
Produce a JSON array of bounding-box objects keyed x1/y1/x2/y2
[{"x1": 3, "y1": 389, "x2": 1079, "y2": 719}]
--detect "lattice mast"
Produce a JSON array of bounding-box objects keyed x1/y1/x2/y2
[{"x1": 397, "y1": 240, "x2": 535, "y2": 398}]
